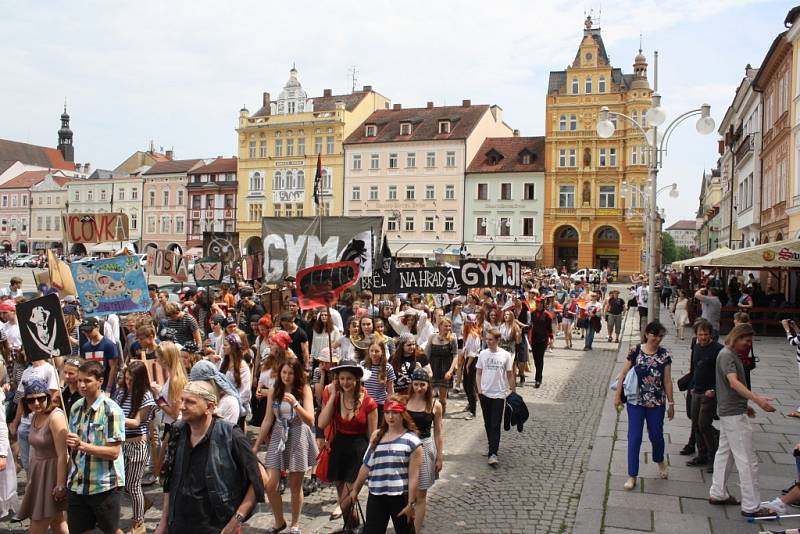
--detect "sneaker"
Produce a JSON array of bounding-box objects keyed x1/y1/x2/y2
[
  {"x1": 623, "y1": 477, "x2": 636, "y2": 490},
  {"x1": 488, "y1": 454, "x2": 499, "y2": 467},
  {"x1": 679, "y1": 445, "x2": 695, "y2": 456},
  {"x1": 764, "y1": 497, "x2": 787, "y2": 516},
  {"x1": 465, "y1": 412, "x2": 474, "y2": 420}
]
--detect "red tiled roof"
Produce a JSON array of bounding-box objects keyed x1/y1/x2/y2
[
  {"x1": 345, "y1": 104, "x2": 491, "y2": 145},
  {"x1": 466, "y1": 137, "x2": 545, "y2": 173},
  {"x1": 1, "y1": 170, "x2": 50, "y2": 189},
  {"x1": 142, "y1": 159, "x2": 204, "y2": 175},
  {"x1": 189, "y1": 157, "x2": 237, "y2": 175},
  {"x1": 0, "y1": 139, "x2": 76, "y2": 174},
  {"x1": 312, "y1": 91, "x2": 369, "y2": 112},
  {"x1": 51, "y1": 175, "x2": 77, "y2": 186},
  {"x1": 666, "y1": 220, "x2": 697, "y2": 231}
]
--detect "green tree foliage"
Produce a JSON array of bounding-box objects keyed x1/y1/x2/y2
[{"x1": 662, "y1": 233, "x2": 677, "y2": 266}]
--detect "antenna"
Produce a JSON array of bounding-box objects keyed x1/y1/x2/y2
[
  {"x1": 639, "y1": 33, "x2": 643, "y2": 52},
  {"x1": 349, "y1": 66, "x2": 359, "y2": 93}
]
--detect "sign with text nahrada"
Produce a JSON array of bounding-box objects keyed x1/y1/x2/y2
[
  {"x1": 261, "y1": 216, "x2": 383, "y2": 284},
  {"x1": 70, "y1": 256, "x2": 151, "y2": 317},
  {"x1": 63, "y1": 213, "x2": 130, "y2": 243},
  {"x1": 362, "y1": 266, "x2": 461, "y2": 295},
  {"x1": 458, "y1": 259, "x2": 521, "y2": 289}
]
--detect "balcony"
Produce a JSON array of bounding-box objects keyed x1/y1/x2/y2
[
  {"x1": 735, "y1": 134, "x2": 754, "y2": 161},
  {"x1": 555, "y1": 207, "x2": 576, "y2": 215}
]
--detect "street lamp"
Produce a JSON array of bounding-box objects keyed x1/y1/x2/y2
[{"x1": 596, "y1": 51, "x2": 715, "y2": 322}]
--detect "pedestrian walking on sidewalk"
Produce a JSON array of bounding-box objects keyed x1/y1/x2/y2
[
  {"x1": 529, "y1": 298, "x2": 553, "y2": 388},
  {"x1": 685, "y1": 319, "x2": 722, "y2": 473},
  {"x1": 613, "y1": 321, "x2": 674, "y2": 491},
  {"x1": 583, "y1": 293, "x2": 602, "y2": 351},
  {"x1": 476, "y1": 328, "x2": 515, "y2": 467},
  {"x1": 604, "y1": 289, "x2": 625, "y2": 343},
  {"x1": 694, "y1": 287, "x2": 722, "y2": 341},
  {"x1": 708, "y1": 323, "x2": 777, "y2": 519}
]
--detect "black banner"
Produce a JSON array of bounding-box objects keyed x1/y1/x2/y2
[
  {"x1": 459, "y1": 259, "x2": 521, "y2": 289},
  {"x1": 363, "y1": 267, "x2": 460, "y2": 294},
  {"x1": 17, "y1": 294, "x2": 71, "y2": 362}
]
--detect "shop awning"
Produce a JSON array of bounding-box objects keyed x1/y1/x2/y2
[
  {"x1": 490, "y1": 244, "x2": 542, "y2": 261},
  {"x1": 672, "y1": 247, "x2": 734, "y2": 270},
  {"x1": 698, "y1": 239, "x2": 800, "y2": 269},
  {"x1": 395, "y1": 244, "x2": 436, "y2": 258}
]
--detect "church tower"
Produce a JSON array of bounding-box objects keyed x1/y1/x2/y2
[{"x1": 57, "y1": 104, "x2": 74, "y2": 163}]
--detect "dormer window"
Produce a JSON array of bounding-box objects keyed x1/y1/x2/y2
[
  {"x1": 522, "y1": 155, "x2": 531, "y2": 165},
  {"x1": 365, "y1": 124, "x2": 377, "y2": 137},
  {"x1": 519, "y1": 149, "x2": 536, "y2": 165},
  {"x1": 400, "y1": 122, "x2": 412, "y2": 136},
  {"x1": 438, "y1": 120, "x2": 451, "y2": 134},
  {"x1": 486, "y1": 148, "x2": 503, "y2": 165}
]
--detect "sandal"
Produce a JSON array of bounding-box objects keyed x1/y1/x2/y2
[
  {"x1": 265, "y1": 522, "x2": 288, "y2": 534},
  {"x1": 787, "y1": 412, "x2": 800, "y2": 418},
  {"x1": 709, "y1": 496, "x2": 740, "y2": 506}
]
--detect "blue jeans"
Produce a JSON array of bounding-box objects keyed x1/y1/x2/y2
[
  {"x1": 19, "y1": 420, "x2": 31, "y2": 471},
  {"x1": 584, "y1": 324, "x2": 595, "y2": 349},
  {"x1": 626, "y1": 403, "x2": 665, "y2": 477}
]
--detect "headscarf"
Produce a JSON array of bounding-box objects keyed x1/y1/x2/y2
[
  {"x1": 183, "y1": 380, "x2": 218, "y2": 404},
  {"x1": 270, "y1": 330, "x2": 292, "y2": 350},
  {"x1": 224, "y1": 333, "x2": 243, "y2": 349},
  {"x1": 23, "y1": 377, "x2": 49, "y2": 397},
  {"x1": 190, "y1": 360, "x2": 245, "y2": 414}
]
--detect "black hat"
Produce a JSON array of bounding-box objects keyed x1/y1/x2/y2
[
  {"x1": 211, "y1": 315, "x2": 226, "y2": 326},
  {"x1": 411, "y1": 368, "x2": 431, "y2": 383},
  {"x1": 79, "y1": 317, "x2": 100, "y2": 331},
  {"x1": 223, "y1": 316, "x2": 237, "y2": 327},
  {"x1": 181, "y1": 341, "x2": 202, "y2": 354}
]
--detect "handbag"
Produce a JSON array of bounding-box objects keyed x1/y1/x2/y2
[
  {"x1": 677, "y1": 372, "x2": 693, "y2": 392},
  {"x1": 331, "y1": 484, "x2": 367, "y2": 534},
  {"x1": 591, "y1": 315, "x2": 602, "y2": 333}
]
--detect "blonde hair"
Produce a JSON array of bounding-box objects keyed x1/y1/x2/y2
[
  {"x1": 156, "y1": 341, "x2": 188, "y2": 403},
  {"x1": 725, "y1": 323, "x2": 755, "y2": 349},
  {"x1": 437, "y1": 317, "x2": 456, "y2": 343}
]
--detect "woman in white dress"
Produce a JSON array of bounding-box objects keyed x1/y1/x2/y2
[{"x1": 671, "y1": 290, "x2": 690, "y2": 341}]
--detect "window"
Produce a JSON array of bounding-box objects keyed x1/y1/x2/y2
[
  {"x1": 192, "y1": 195, "x2": 201, "y2": 209},
  {"x1": 400, "y1": 122, "x2": 412, "y2": 135},
  {"x1": 272, "y1": 171, "x2": 283, "y2": 190},
  {"x1": 559, "y1": 185, "x2": 575, "y2": 208},
  {"x1": 631, "y1": 146, "x2": 638, "y2": 165},
  {"x1": 476, "y1": 217, "x2": 487, "y2": 236},
  {"x1": 389, "y1": 153, "x2": 398, "y2": 169},
  {"x1": 11, "y1": 195, "x2": 16, "y2": 208},
  {"x1": 131, "y1": 187, "x2": 138, "y2": 200},
  {"x1": 388, "y1": 186, "x2": 397, "y2": 200},
  {"x1": 250, "y1": 171, "x2": 263, "y2": 191},
  {"x1": 524, "y1": 153, "x2": 532, "y2": 163},
  {"x1": 425, "y1": 185, "x2": 435, "y2": 200},
  {"x1": 118, "y1": 188, "x2": 125, "y2": 201},
  {"x1": 326, "y1": 136, "x2": 334, "y2": 154},
  {"x1": 438, "y1": 120, "x2": 451, "y2": 134},
  {"x1": 86, "y1": 191, "x2": 92, "y2": 202},
  {"x1": 444, "y1": 217, "x2": 454, "y2": 232},
  {"x1": 286, "y1": 170, "x2": 295, "y2": 189},
  {"x1": 609, "y1": 148, "x2": 617, "y2": 166},
  {"x1": 404, "y1": 216, "x2": 415, "y2": 231},
  {"x1": 224, "y1": 193, "x2": 235, "y2": 209},
  {"x1": 499, "y1": 217, "x2": 511, "y2": 236},
  {"x1": 559, "y1": 115, "x2": 566, "y2": 131},
  {"x1": 599, "y1": 148, "x2": 607, "y2": 166},
  {"x1": 572, "y1": 77, "x2": 579, "y2": 94},
  {"x1": 631, "y1": 110, "x2": 639, "y2": 126},
  {"x1": 73, "y1": 190, "x2": 80, "y2": 201},
  {"x1": 286, "y1": 139, "x2": 294, "y2": 156},
  {"x1": 599, "y1": 185, "x2": 616, "y2": 208},
  {"x1": 585, "y1": 76, "x2": 592, "y2": 94},
  {"x1": 296, "y1": 170, "x2": 304, "y2": 189},
  {"x1": 424, "y1": 216, "x2": 435, "y2": 231},
  {"x1": 445, "y1": 184, "x2": 455, "y2": 199},
  {"x1": 523, "y1": 217, "x2": 535, "y2": 237},
  {"x1": 163, "y1": 190, "x2": 169, "y2": 206},
  {"x1": 477, "y1": 183, "x2": 488, "y2": 200},
  {"x1": 175, "y1": 217, "x2": 184, "y2": 233},
  {"x1": 248, "y1": 141, "x2": 256, "y2": 158},
  {"x1": 351, "y1": 186, "x2": 361, "y2": 200},
  {"x1": 406, "y1": 185, "x2": 415, "y2": 200},
  {"x1": 321, "y1": 169, "x2": 331, "y2": 190},
  {"x1": 369, "y1": 186, "x2": 378, "y2": 200},
  {"x1": 559, "y1": 149, "x2": 567, "y2": 167},
  {"x1": 568, "y1": 148, "x2": 576, "y2": 167},
  {"x1": 365, "y1": 124, "x2": 377, "y2": 137},
  {"x1": 297, "y1": 138, "x2": 305, "y2": 156},
  {"x1": 524, "y1": 183, "x2": 535, "y2": 200},
  {"x1": 274, "y1": 139, "x2": 283, "y2": 157},
  {"x1": 352, "y1": 154, "x2": 362, "y2": 170},
  {"x1": 160, "y1": 216, "x2": 170, "y2": 233},
  {"x1": 0, "y1": 196, "x2": 6, "y2": 208},
  {"x1": 426, "y1": 152, "x2": 436, "y2": 167},
  {"x1": 22, "y1": 195, "x2": 26, "y2": 207},
  {"x1": 370, "y1": 154, "x2": 379, "y2": 170},
  {"x1": 147, "y1": 216, "x2": 155, "y2": 233},
  {"x1": 45, "y1": 216, "x2": 51, "y2": 231},
  {"x1": 148, "y1": 190, "x2": 155, "y2": 207},
  {"x1": 36, "y1": 217, "x2": 42, "y2": 231},
  {"x1": 446, "y1": 151, "x2": 456, "y2": 167},
  {"x1": 273, "y1": 204, "x2": 282, "y2": 217},
  {"x1": 248, "y1": 203, "x2": 263, "y2": 222},
  {"x1": 259, "y1": 140, "x2": 267, "y2": 158},
  {"x1": 314, "y1": 137, "x2": 323, "y2": 154},
  {"x1": 407, "y1": 152, "x2": 416, "y2": 168},
  {"x1": 177, "y1": 191, "x2": 183, "y2": 206},
  {"x1": 570, "y1": 115, "x2": 577, "y2": 131},
  {"x1": 295, "y1": 203, "x2": 304, "y2": 217},
  {"x1": 500, "y1": 183, "x2": 512, "y2": 200},
  {"x1": 20, "y1": 219, "x2": 26, "y2": 232},
  {"x1": 191, "y1": 220, "x2": 200, "y2": 235},
  {"x1": 598, "y1": 76, "x2": 606, "y2": 93}
]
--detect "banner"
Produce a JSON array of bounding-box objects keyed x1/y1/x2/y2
[
  {"x1": 17, "y1": 294, "x2": 72, "y2": 362},
  {"x1": 146, "y1": 249, "x2": 190, "y2": 278},
  {"x1": 47, "y1": 249, "x2": 76, "y2": 296},
  {"x1": 63, "y1": 213, "x2": 130, "y2": 243},
  {"x1": 33, "y1": 270, "x2": 61, "y2": 297},
  {"x1": 203, "y1": 232, "x2": 240, "y2": 276},
  {"x1": 261, "y1": 216, "x2": 382, "y2": 283},
  {"x1": 363, "y1": 266, "x2": 460, "y2": 295},
  {"x1": 242, "y1": 253, "x2": 264, "y2": 281},
  {"x1": 70, "y1": 256, "x2": 152, "y2": 316},
  {"x1": 296, "y1": 261, "x2": 359, "y2": 309},
  {"x1": 459, "y1": 259, "x2": 521, "y2": 289},
  {"x1": 193, "y1": 257, "x2": 224, "y2": 287}
]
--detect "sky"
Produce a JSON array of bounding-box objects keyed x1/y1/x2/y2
[{"x1": 0, "y1": 0, "x2": 792, "y2": 225}]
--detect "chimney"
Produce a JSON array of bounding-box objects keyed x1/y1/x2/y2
[
  {"x1": 84, "y1": 163, "x2": 91, "y2": 174},
  {"x1": 462, "y1": 99, "x2": 471, "y2": 107},
  {"x1": 262, "y1": 92, "x2": 271, "y2": 113},
  {"x1": 513, "y1": 129, "x2": 520, "y2": 137},
  {"x1": 166, "y1": 150, "x2": 174, "y2": 161},
  {"x1": 427, "y1": 101, "x2": 434, "y2": 109},
  {"x1": 323, "y1": 89, "x2": 332, "y2": 97},
  {"x1": 362, "y1": 85, "x2": 372, "y2": 92},
  {"x1": 393, "y1": 104, "x2": 402, "y2": 110}
]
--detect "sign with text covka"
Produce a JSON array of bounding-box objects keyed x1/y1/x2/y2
[
  {"x1": 459, "y1": 259, "x2": 521, "y2": 289},
  {"x1": 63, "y1": 213, "x2": 129, "y2": 243}
]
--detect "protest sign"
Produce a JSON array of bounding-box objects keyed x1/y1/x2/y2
[
  {"x1": 203, "y1": 232, "x2": 240, "y2": 276},
  {"x1": 193, "y1": 257, "x2": 224, "y2": 287},
  {"x1": 146, "y1": 249, "x2": 190, "y2": 278},
  {"x1": 70, "y1": 256, "x2": 151, "y2": 316},
  {"x1": 63, "y1": 213, "x2": 129, "y2": 243},
  {"x1": 362, "y1": 266, "x2": 460, "y2": 295},
  {"x1": 17, "y1": 294, "x2": 72, "y2": 361},
  {"x1": 459, "y1": 259, "x2": 521, "y2": 289},
  {"x1": 296, "y1": 261, "x2": 359, "y2": 309}
]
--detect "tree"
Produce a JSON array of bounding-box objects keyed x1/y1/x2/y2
[
  {"x1": 675, "y1": 246, "x2": 692, "y2": 261},
  {"x1": 661, "y1": 233, "x2": 678, "y2": 266}
]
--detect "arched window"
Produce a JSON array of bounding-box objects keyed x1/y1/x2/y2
[
  {"x1": 598, "y1": 76, "x2": 606, "y2": 93},
  {"x1": 570, "y1": 115, "x2": 577, "y2": 131},
  {"x1": 249, "y1": 171, "x2": 263, "y2": 192},
  {"x1": 572, "y1": 77, "x2": 579, "y2": 94},
  {"x1": 273, "y1": 171, "x2": 283, "y2": 190},
  {"x1": 285, "y1": 170, "x2": 294, "y2": 189},
  {"x1": 296, "y1": 170, "x2": 305, "y2": 189},
  {"x1": 559, "y1": 115, "x2": 567, "y2": 131},
  {"x1": 597, "y1": 227, "x2": 620, "y2": 241},
  {"x1": 632, "y1": 110, "x2": 639, "y2": 126},
  {"x1": 558, "y1": 226, "x2": 579, "y2": 240},
  {"x1": 585, "y1": 76, "x2": 592, "y2": 94}
]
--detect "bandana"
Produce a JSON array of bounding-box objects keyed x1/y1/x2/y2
[
  {"x1": 383, "y1": 400, "x2": 406, "y2": 413},
  {"x1": 23, "y1": 377, "x2": 49, "y2": 397},
  {"x1": 183, "y1": 380, "x2": 218, "y2": 404},
  {"x1": 224, "y1": 334, "x2": 243, "y2": 348},
  {"x1": 270, "y1": 330, "x2": 292, "y2": 350},
  {"x1": 190, "y1": 360, "x2": 245, "y2": 413}
]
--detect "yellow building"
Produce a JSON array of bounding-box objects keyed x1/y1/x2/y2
[
  {"x1": 236, "y1": 67, "x2": 390, "y2": 252},
  {"x1": 543, "y1": 16, "x2": 652, "y2": 276}
]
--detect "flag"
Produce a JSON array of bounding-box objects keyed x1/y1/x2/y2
[
  {"x1": 296, "y1": 261, "x2": 359, "y2": 309},
  {"x1": 313, "y1": 152, "x2": 322, "y2": 206},
  {"x1": 377, "y1": 235, "x2": 394, "y2": 275},
  {"x1": 47, "y1": 249, "x2": 76, "y2": 296}
]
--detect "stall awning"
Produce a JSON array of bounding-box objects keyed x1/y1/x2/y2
[
  {"x1": 672, "y1": 247, "x2": 734, "y2": 270},
  {"x1": 699, "y1": 239, "x2": 800, "y2": 269},
  {"x1": 490, "y1": 244, "x2": 542, "y2": 261}
]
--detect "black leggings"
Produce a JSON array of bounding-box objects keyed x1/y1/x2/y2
[
  {"x1": 463, "y1": 360, "x2": 477, "y2": 415},
  {"x1": 365, "y1": 492, "x2": 412, "y2": 534}
]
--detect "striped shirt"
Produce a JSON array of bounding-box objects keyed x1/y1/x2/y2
[
  {"x1": 788, "y1": 334, "x2": 800, "y2": 363},
  {"x1": 360, "y1": 363, "x2": 396, "y2": 405},
  {"x1": 68, "y1": 394, "x2": 126, "y2": 495},
  {"x1": 113, "y1": 390, "x2": 155, "y2": 438},
  {"x1": 363, "y1": 431, "x2": 421, "y2": 496}
]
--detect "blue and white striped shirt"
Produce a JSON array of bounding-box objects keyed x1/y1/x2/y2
[
  {"x1": 360, "y1": 364, "x2": 397, "y2": 405},
  {"x1": 363, "y1": 431, "x2": 421, "y2": 496}
]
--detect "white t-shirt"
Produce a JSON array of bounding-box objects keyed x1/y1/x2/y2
[
  {"x1": 17, "y1": 362, "x2": 60, "y2": 424},
  {"x1": 475, "y1": 347, "x2": 513, "y2": 399},
  {"x1": 2, "y1": 322, "x2": 20, "y2": 350},
  {"x1": 226, "y1": 361, "x2": 252, "y2": 405},
  {"x1": 158, "y1": 377, "x2": 177, "y2": 424},
  {"x1": 215, "y1": 394, "x2": 240, "y2": 424},
  {"x1": 258, "y1": 369, "x2": 276, "y2": 390}
]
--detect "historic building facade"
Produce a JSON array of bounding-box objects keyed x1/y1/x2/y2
[
  {"x1": 543, "y1": 16, "x2": 652, "y2": 275},
  {"x1": 186, "y1": 157, "x2": 238, "y2": 252},
  {"x1": 236, "y1": 67, "x2": 390, "y2": 253},
  {"x1": 664, "y1": 220, "x2": 697, "y2": 250},
  {"x1": 30, "y1": 173, "x2": 75, "y2": 252}
]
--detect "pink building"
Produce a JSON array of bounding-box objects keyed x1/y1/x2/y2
[
  {"x1": 186, "y1": 157, "x2": 238, "y2": 253},
  {"x1": 0, "y1": 170, "x2": 47, "y2": 252}
]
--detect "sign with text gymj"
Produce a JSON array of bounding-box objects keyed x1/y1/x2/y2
[
  {"x1": 203, "y1": 232, "x2": 240, "y2": 276},
  {"x1": 70, "y1": 256, "x2": 152, "y2": 317},
  {"x1": 261, "y1": 216, "x2": 383, "y2": 284},
  {"x1": 458, "y1": 259, "x2": 521, "y2": 290},
  {"x1": 362, "y1": 266, "x2": 461, "y2": 295},
  {"x1": 17, "y1": 293, "x2": 72, "y2": 362},
  {"x1": 193, "y1": 257, "x2": 224, "y2": 287},
  {"x1": 63, "y1": 213, "x2": 130, "y2": 243}
]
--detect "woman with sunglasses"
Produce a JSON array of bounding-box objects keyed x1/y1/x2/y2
[
  {"x1": 17, "y1": 377, "x2": 68, "y2": 534},
  {"x1": 221, "y1": 333, "x2": 252, "y2": 430},
  {"x1": 613, "y1": 321, "x2": 675, "y2": 490}
]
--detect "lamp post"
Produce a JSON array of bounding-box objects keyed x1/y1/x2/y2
[
  {"x1": 596, "y1": 51, "x2": 715, "y2": 322},
  {"x1": 623, "y1": 182, "x2": 679, "y2": 272}
]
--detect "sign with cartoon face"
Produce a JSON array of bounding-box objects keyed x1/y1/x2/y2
[
  {"x1": 203, "y1": 232, "x2": 240, "y2": 277},
  {"x1": 16, "y1": 293, "x2": 71, "y2": 362},
  {"x1": 70, "y1": 256, "x2": 152, "y2": 317}
]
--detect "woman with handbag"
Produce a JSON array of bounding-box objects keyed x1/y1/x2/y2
[
  {"x1": 613, "y1": 321, "x2": 675, "y2": 491},
  {"x1": 584, "y1": 293, "x2": 602, "y2": 351}
]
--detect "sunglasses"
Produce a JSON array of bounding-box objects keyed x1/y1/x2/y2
[{"x1": 25, "y1": 396, "x2": 48, "y2": 405}]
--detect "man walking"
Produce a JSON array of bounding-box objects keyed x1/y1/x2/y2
[
  {"x1": 708, "y1": 324, "x2": 776, "y2": 518},
  {"x1": 686, "y1": 319, "x2": 722, "y2": 472},
  {"x1": 79, "y1": 317, "x2": 120, "y2": 397},
  {"x1": 694, "y1": 286, "x2": 722, "y2": 341},
  {"x1": 476, "y1": 328, "x2": 515, "y2": 467},
  {"x1": 604, "y1": 289, "x2": 625, "y2": 343},
  {"x1": 528, "y1": 297, "x2": 553, "y2": 388}
]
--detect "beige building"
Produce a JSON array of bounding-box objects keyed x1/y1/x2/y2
[{"x1": 30, "y1": 173, "x2": 77, "y2": 252}]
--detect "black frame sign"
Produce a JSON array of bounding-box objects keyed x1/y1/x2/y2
[
  {"x1": 17, "y1": 293, "x2": 71, "y2": 362},
  {"x1": 459, "y1": 260, "x2": 521, "y2": 289},
  {"x1": 363, "y1": 267, "x2": 459, "y2": 294}
]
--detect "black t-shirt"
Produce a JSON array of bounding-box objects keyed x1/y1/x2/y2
[
  {"x1": 607, "y1": 297, "x2": 625, "y2": 315},
  {"x1": 286, "y1": 327, "x2": 308, "y2": 365},
  {"x1": 691, "y1": 340, "x2": 723, "y2": 393},
  {"x1": 62, "y1": 385, "x2": 82, "y2": 418}
]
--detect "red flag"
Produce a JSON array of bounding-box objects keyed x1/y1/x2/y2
[
  {"x1": 313, "y1": 153, "x2": 322, "y2": 206},
  {"x1": 296, "y1": 261, "x2": 359, "y2": 309}
]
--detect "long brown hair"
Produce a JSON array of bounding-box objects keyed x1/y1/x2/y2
[
  {"x1": 370, "y1": 394, "x2": 419, "y2": 447},
  {"x1": 118, "y1": 360, "x2": 153, "y2": 418},
  {"x1": 408, "y1": 375, "x2": 435, "y2": 413},
  {"x1": 391, "y1": 337, "x2": 416, "y2": 377},
  {"x1": 272, "y1": 358, "x2": 307, "y2": 405},
  {"x1": 363, "y1": 340, "x2": 388, "y2": 383},
  {"x1": 221, "y1": 336, "x2": 245, "y2": 387},
  {"x1": 335, "y1": 368, "x2": 363, "y2": 416}
]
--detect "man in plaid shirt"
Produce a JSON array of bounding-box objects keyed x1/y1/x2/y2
[{"x1": 65, "y1": 360, "x2": 126, "y2": 534}]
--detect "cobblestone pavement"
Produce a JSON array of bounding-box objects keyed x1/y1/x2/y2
[{"x1": 1, "y1": 285, "x2": 625, "y2": 534}]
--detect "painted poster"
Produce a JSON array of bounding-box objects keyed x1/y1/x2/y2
[
  {"x1": 16, "y1": 294, "x2": 71, "y2": 361},
  {"x1": 70, "y1": 256, "x2": 152, "y2": 317},
  {"x1": 193, "y1": 257, "x2": 224, "y2": 287},
  {"x1": 146, "y1": 249, "x2": 190, "y2": 278},
  {"x1": 63, "y1": 213, "x2": 130, "y2": 243},
  {"x1": 261, "y1": 217, "x2": 382, "y2": 284},
  {"x1": 203, "y1": 232, "x2": 240, "y2": 276},
  {"x1": 296, "y1": 261, "x2": 359, "y2": 309},
  {"x1": 459, "y1": 259, "x2": 521, "y2": 289}
]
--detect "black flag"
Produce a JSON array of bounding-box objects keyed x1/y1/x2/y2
[
  {"x1": 377, "y1": 235, "x2": 394, "y2": 275},
  {"x1": 313, "y1": 152, "x2": 322, "y2": 206}
]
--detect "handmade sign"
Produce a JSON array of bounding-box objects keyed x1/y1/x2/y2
[
  {"x1": 47, "y1": 249, "x2": 76, "y2": 296},
  {"x1": 203, "y1": 232, "x2": 240, "y2": 276},
  {"x1": 193, "y1": 257, "x2": 224, "y2": 287},
  {"x1": 261, "y1": 216, "x2": 382, "y2": 283},
  {"x1": 146, "y1": 249, "x2": 190, "y2": 278},
  {"x1": 362, "y1": 266, "x2": 460, "y2": 295},
  {"x1": 242, "y1": 253, "x2": 264, "y2": 281},
  {"x1": 70, "y1": 256, "x2": 151, "y2": 316},
  {"x1": 296, "y1": 261, "x2": 359, "y2": 309},
  {"x1": 16, "y1": 294, "x2": 71, "y2": 362},
  {"x1": 63, "y1": 213, "x2": 130, "y2": 243},
  {"x1": 459, "y1": 259, "x2": 521, "y2": 289},
  {"x1": 32, "y1": 270, "x2": 60, "y2": 297}
]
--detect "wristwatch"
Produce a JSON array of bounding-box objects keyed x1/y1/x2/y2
[{"x1": 234, "y1": 512, "x2": 245, "y2": 524}]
